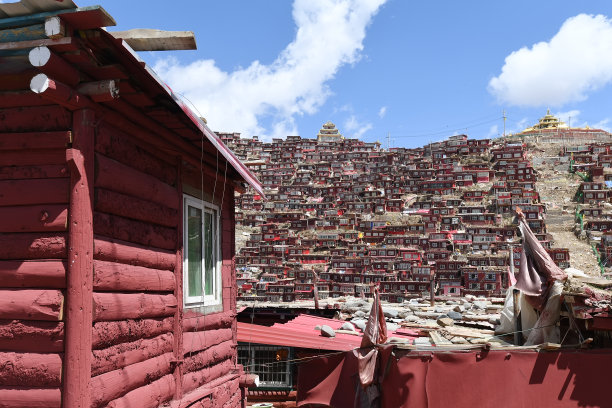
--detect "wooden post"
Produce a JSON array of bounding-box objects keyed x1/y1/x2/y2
[
  {"x1": 429, "y1": 269, "x2": 435, "y2": 307},
  {"x1": 513, "y1": 288, "x2": 522, "y2": 346},
  {"x1": 173, "y1": 157, "x2": 184, "y2": 400},
  {"x1": 63, "y1": 109, "x2": 95, "y2": 408}
]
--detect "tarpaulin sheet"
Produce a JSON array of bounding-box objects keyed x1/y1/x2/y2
[{"x1": 297, "y1": 349, "x2": 612, "y2": 408}]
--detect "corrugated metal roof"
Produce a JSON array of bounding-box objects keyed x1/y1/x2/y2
[
  {"x1": 0, "y1": 0, "x2": 76, "y2": 18},
  {"x1": 237, "y1": 314, "x2": 418, "y2": 351}
]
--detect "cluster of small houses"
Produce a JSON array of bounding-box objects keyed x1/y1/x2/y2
[
  {"x1": 221, "y1": 122, "x2": 572, "y2": 304},
  {"x1": 567, "y1": 143, "x2": 612, "y2": 270}
]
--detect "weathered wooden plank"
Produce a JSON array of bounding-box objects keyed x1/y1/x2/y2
[
  {"x1": 0, "y1": 289, "x2": 63, "y2": 321},
  {"x1": 0, "y1": 149, "x2": 66, "y2": 167},
  {"x1": 183, "y1": 310, "x2": 234, "y2": 332},
  {"x1": 181, "y1": 359, "x2": 234, "y2": 396},
  {"x1": 92, "y1": 293, "x2": 177, "y2": 321},
  {"x1": 94, "y1": 188, "x2": 178, "y2": 228},
  {"x1": 0, "y1": 131, "x2": 70, "y2": 150},
  {"x1": 0, "y1": 352, "x2": 62, "y2": 387},
  {"x1": 0, "y1": 105, "x2": 71, "y2": 132},
  {"x1": 93, "y1": 259, "x2": 175, "y2": 292},
  {"x1": 63, "y1": 109, "x2": 95, "y2": 408},
  {"x1": 93, "y1": 235, "x2": 175, "y2": 271},
  {"x1": 0, "y1": 387, "x2": 61, "y2": 408},
  {"x1": 95, "y1": 153, "x2": 179, "y2": 210},
  {"x1": 106, "y1": 374, "x2": 175, "y2": 408},
  {"x1": 0, "y1": 204, "x2": 68, "y2": 232},
  {"x1": 93, "y1": 212, "x2": 176, "y2": 251},
  {"x1": 182, "y1": 328, "x2": 233, "y2": 355},
  {"x1": 90, "y1": 352, "x2": 173, "y2": 408},
  {"x1": 0, "y1": 320, "x2": 63, "y2": 353},
  {"x1": 0, "y1": 233, "x2": 67, "y2": 260},
  {"x1": 0, "y1": 23, "x2": 45, "y2": 43},
  {"x1": 0, "y1": 164, "x2": 68, "y2": 180},
  {"x1": 0, "y1": 178, "x2": 69, "y2": 206},
  {"x1": 92, "y1": 317, "x2": 174, "y2": 350},
  {"x1": 183, "y1": 340, "x2": 235, "y2": 374},
  {"x1": 95, "y1": 122, "x2": 177, "y2": 184},
  {"x1": 91, "y1": 333, "x2": 174, "y2": 376},
  {"x1": 0, "y1": 260, "x2": 65, "y2": 288}
]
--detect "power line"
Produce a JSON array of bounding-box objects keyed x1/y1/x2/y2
[{"x1": 391, "y1": 116, "x2": 502, "y2": 139}]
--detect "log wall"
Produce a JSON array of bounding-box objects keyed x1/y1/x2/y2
[
  {"x1": 92, "y1": 121, "x2": 242, "y2": 406},
  {"x1": 0, "y1": 104, "x2": 71, "y2": 407}
]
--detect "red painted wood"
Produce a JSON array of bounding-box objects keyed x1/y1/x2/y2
[
  {"x1": 95, "y1": 188, "x2": 178, "y2": 228},
  {"x1": 92, "y1": 293, "x2": 177, "y2": 321},
  {"x1": 0, "y1": 205, "x2": 67, "y2": 232},
  {"x1": 94, "y1": 235, "x2": 175, "y2": 271},
  {"x1": 0, "y1": 260, "x2": 66, "y2": 288},
  {"x1": 179, "y1": 371, "x2": 239, "y2": 408},
  {"x1": 2, "y1": 235, "x2": 64, "y2": 265},
  {"x1": 0, "y1": 233, "x2": 67, "y2": 260},
  {"x1": 0, "y1": 178, "x2": 69, "y2": 206},
  {"x1": 29, "y1": 46, "x2": 81, "y2": 87},
  {"x1": 183, "y1": 340, "x2": 235, "y2": 374},
  {"x1": 30, "y1": 74, "x2": 94, "y2": 111},
  {"x1": 0, "y1": 352, "x2": 62, "y2": 387},
  {"x1": 92, "y1": 317, "x2": 174, "y2": 350},
  {"x1": 0, "y1": 387, "x2": 61, "y2": 408},
  {"x1": 182, "y1": 310, "x2": 234, "y2": 332},
  {"x1": 0, "y1": 131, "x2": 70, "y2": 150},
  {"x1": 93, "y1": 211, "x2": 177, "y2": 250},
  {"x1": 0, "y1": 149, "x2": 66, "y2": 167},
  {"x1": 106, "y1": 374, "x2": 175, "y2": 408},
  {"x1": 173, "y1": 157, "x2": 184, "y2": 400},
  {"x1": 0, "y1": 289, "x2": 63, "y2": 321},
  {"x1": 90, "y1": 352, "x2": 173, "y2": 408},
  {"x1": 95, "y1": 153, "x2": 179, "y2": 210},
  {"x1": 63, "y1": 108, "x2": 95, "y2": 408},
  {"x1": 182, "y1": 328, "x2": 233, "y2": 355},
  {"x1": 0, "y1": 164, "x2": 68, "y2": 180},
  {"x1": 0, "y1": 36, "x2": 77, "y2": 52},
  {"x1": 95, "y1": 123, "x2": 177, "y2": 185},
  {"x1": 0, "y1": 105, "x2": 71, "y2": 132},
  {"x1": 91, "y1": 333, "x2": 174, "y2": 376},
  {"x1": 0, "y1": 91, "x2": 51, "y2": 108},
  {"x1": 93, "y1": 259, "x2": 175, "y2": 292},
  {"x1": 0, "y1": 71, "x2": 38, "y2": 91},
  {"x1": 181, "y1": 359, "x2": 234, "y2": 397},
  {"x1": 0, "y1": 320, "x2": 63, "y2": 353}
]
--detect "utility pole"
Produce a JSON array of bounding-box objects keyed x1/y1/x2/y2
[
  {"x1": 386, "y1": 132, "x2": 391, "y2": 151},
  {"x1": 503, "y1": 109, "x2": 507, "y2": 138}
]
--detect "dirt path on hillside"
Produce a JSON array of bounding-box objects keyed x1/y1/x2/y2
[{"x1": 531, "y1": 150, "x2": 602, "y2": 276}]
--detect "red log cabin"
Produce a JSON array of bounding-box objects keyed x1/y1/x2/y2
[{"x1": 0, "y1": 2, "x2": 263, "y2": 408}]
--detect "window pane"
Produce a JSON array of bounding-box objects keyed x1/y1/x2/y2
[
  {"x1": 187, "y1": 206, "x2": 202, "y2": 298},
  {"x1": 204, "y1": 210, "x2": 214, "y2": 296}
]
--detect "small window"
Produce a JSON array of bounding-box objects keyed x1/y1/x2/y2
[{"x1": 184, "y1": 195, "x2": 221, "y2": 308}]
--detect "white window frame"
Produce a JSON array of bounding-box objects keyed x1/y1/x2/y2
[{"x1": 183, "y1": 194, "x2": 222, "y2": 308}]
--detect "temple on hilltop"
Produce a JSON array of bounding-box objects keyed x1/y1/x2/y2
[
  {"x1": 522, "y1": 109, "x2": 569, "y2": 132},
  {"x1": 510, "y1": 109, "x2": 611, "y2": 144},
  {"x1": 317, "y1": 121, "x2": 343, "y2": 143}
]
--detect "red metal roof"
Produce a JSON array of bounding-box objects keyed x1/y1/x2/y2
[{"x1": 237, "y1": 314, "x2": 418, "y2": 351}]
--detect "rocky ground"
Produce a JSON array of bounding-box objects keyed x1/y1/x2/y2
[{"x1": 528, "y1": 144, "x2": 602, "y2": 276}]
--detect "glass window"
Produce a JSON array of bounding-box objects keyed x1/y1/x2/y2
[{"x1": 184, "y1": 195, "x2": 221, "y2": 307}]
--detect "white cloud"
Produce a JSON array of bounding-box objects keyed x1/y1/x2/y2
[
  {"x1": 344, "y1": 115, "x2": 372, "y2": 139},
  {"x1": 489, "y1": 14, "x2": 612, "y2": 107},
  {"x1": 592, "y1": 118, "x2": 611, "y2": 132},
  {"x1": 554, "y1": 109, "x2": 580, "y2": 127},
  {"x1": 154, "y1": 0, "x2": 387, "y2": 140},
  {"x1": 378, "y1": 106, "x2": 387, "y2": 118}
]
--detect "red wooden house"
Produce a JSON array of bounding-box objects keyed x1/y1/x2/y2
[{"x1": 0, "y1": 3, "x2": 263, "y2": 408}]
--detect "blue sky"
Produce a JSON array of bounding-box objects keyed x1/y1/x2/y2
[{"x1": 81, "y1": 0, "x2": 612, "y2": 148}]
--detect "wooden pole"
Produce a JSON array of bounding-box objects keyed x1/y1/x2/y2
[
  {"x1": 63, "y1": 108, "x2": 95, "y2": 408},
  {"x1": 513, "y1": 288, "x2": 522, "y2": 346},
  {"x1": 173, "y1": 157, "x2": 184, "y2": 400}
]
